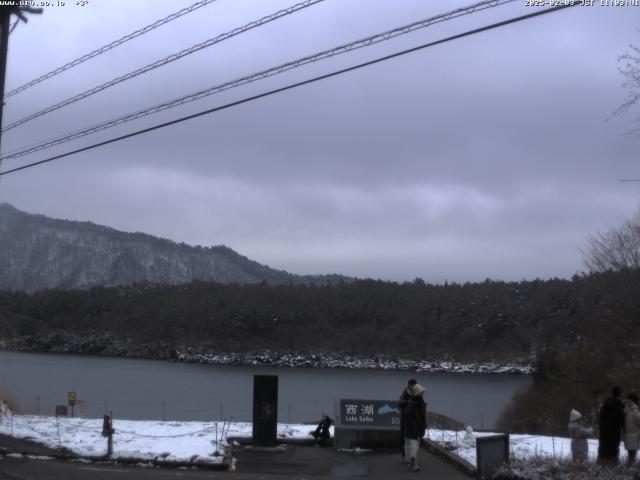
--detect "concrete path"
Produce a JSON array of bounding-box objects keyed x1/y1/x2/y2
[
  {"x1": 0, "y1": 433, "x2": 73, "y2": 457},
  {"x1": 0, "y1": 433, "x2": 473, "y2": 479},
  {"x1": 233, "y1": 444, "x2": 472, "y2": 479}
]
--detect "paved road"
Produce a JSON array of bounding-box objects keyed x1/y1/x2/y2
[
  {"x1": 0, "y1": 432, "x2": 472, "y2": 479},
  {"x1": 0, "y1": 434, "x2": 72, "y2": 457},
  {"x1": 0, "y1": 457, "x2": 226, "y2": 480},
  {"x1": 233, "y1": 444, "x2": 471, "y2": 479},
  {"x1": 0, "y1": 445, "x2": 472, "y2": 479}
]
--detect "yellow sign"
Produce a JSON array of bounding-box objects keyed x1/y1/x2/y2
[{"x1": 68, "y1": 391, "x2": 76, "y2": 406}]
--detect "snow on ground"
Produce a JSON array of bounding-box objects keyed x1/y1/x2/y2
[
  {"x1": 0, "y1": 403, "x2": 318, "y2": 464},
  {"x1": 426, "y1": 428, "x2": 629, "y2": 466},
  {"x1": 0, "y1": 402, "x2": 628, "y2": 467}
]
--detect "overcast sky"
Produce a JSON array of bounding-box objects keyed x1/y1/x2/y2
[{"x1": 0, "y1": 0, "x2": 638, "y2": 282}]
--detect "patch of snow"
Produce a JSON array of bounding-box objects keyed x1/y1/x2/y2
[
  {"x1": 338, "y1": 448, "x2": 372, "y2": 454},
  {"x1": 175, "y1": 350, "x2": 533, "y2": 374},
  {"x1": 426, "y1": 428, "x2": 627, "y2": 467},
  {"x1": 0, "y1": 403, "x2": 327, "y2": 464},
  {"x1": 4, "y1": 401, "x2": 620, "y2": 468}
]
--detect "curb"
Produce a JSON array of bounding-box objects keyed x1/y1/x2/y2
[
  {"x1": 228, "y1": 436, "x2": 334, "y2": 447},
  {"x1": 422, "y1": 438, "x2": 476, "y2": 477},
  {"x1": 1, "y1": 449, "x2": 229, "y2": 470},
  {"x1": 106, "y1": 456, "x2": 229, "y2": 470},
  {"x1": 1, "y1": 450, "x2": 75, "y2": 461}
]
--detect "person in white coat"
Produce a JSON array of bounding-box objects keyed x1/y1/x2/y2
[
  {"x1": 568, "y1": 409, "x2": 592, "y2": 463},
  {"x1": 623, "y1": 393, "x2": 640, "y2": 465}
]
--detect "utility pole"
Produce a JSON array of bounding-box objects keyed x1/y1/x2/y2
[
  {"x1": 0, "y1": 6, "x2": 12, "y2": 156},
  {"x1": 0, "y1": 3, "x2": 42, "y2": 156}
]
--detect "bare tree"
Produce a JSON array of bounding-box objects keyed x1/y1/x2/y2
[
  {"x1": 611, "y1": 32, "x2": 640, "y2": 130},
  {"x1": 584, "y1": 210, "x2": 640, "y2": 272}
]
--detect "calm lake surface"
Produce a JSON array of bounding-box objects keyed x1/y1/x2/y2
[{"x1": 0, "y1": 351, "x2": 531, "y2": 429}]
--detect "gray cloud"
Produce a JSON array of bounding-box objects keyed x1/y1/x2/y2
[{"x1": 1, "y1": 0, "x2": 639, "y2": 282}]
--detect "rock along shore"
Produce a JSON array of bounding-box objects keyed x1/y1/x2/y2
[{"x1": 0, "y1": 332, "x2": 533, "y2": 375}]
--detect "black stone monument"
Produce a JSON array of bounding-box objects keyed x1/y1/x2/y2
[{"x1": 252, "y1": 375, "x2": 278, "y2": 446}]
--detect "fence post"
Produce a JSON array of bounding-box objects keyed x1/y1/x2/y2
[
  {"x1": 102, "y1": 412, "x2": 114, "y2": 458},
  {"x1": 55, "y1": 415, "x2": 60, "y2": 448}
]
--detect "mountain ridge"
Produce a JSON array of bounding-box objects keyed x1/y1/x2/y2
[{"x1": 0, "y1": 203, "x2": 351, "y2": 292}]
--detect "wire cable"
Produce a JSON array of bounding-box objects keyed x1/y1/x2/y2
[
  {"x1": 1, "y1": 0, "x2": 516, "y2": 161},
  {"x1": 4, "y1": 0, "x2": 220, "y2": 99},
  {"x1": 0, "y1": 4, "x2": 578, "y2": 177},
  {"x1": 2, "y1": 0, "x2": 326, "y2": 132}
]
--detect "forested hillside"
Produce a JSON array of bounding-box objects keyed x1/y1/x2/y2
[
  {"x1": 1, "y1": 271, "x2": 637, "y2": 362},
  {"x1": 1, "y1": 270, "x2": 639, "y2": 434},
  {"x1": 0, "y1": 203, "x2": 349, "y2": 291}
]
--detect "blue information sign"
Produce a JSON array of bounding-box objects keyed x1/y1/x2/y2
[{"x1": 339, "y1": 399, "x2": 400, "y2": 427}]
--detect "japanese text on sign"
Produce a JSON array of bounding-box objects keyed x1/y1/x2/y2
[{"x1": 339, "y1": 399, "x2": 400, "y2": 427}]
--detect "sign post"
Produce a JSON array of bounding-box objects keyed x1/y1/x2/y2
[
  {"x1": 55, "y1": 405, "x2": 68, "y2": 417},
  {"x1": 476, "y1": 434, "x2": 509, "y2": 479},
  {"x1": 76, "y1": 399, "x2": 87, "y2": 417},
  {"x1": 67, "y1": 391, "x2": 76, "y2": 418},
  {"x1": 334, "y1": 398, "x2": 401, "y2": 450}
]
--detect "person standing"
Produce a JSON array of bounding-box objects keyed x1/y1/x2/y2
[
  {"x1": 399, "y1": 379, "x2": 416, "y2": 462},
  {"x1": 402, "y1": 383, "x2": 427, "y2": 473},
  {"x1": 623, "y1": 393, "x2": 640, "y2": 465},
  {"x1": 598, "y1": 385, "x2": 625, "y2": 465},
  {"x1": 568, "y1": 409, "x2": 592, "y2": 462}
]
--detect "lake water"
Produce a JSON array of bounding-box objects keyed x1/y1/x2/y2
[{"x1": 0, "y1": 351, "x2": 530, "y2": 429}]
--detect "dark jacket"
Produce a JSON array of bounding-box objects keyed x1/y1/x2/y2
[
  {"x1": 402, "y1": 394, "x2": 426, "y2": 440},
  {"x1": 398, "y1": 388, "x2": 411, "y2": 436},
  {"x1": 598, "y1": 396, "x2": 625, "y2": 461}
]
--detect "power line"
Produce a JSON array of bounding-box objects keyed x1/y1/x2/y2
[
  {"x1": 4, "y1": 0, "x2": 220, "y2": 99},
  {"x1": 0, "y1": 4, "x2": 578, "y2": 178},
  {"x1": 1, "y1": 0, "x2": 516, "y2": 162},
  {"x1": 2, "y1": 0, "x2": 326, "y2": 132},
  {"x1": 0, "y1": 5, "x2": 41, "y2": 163}
]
